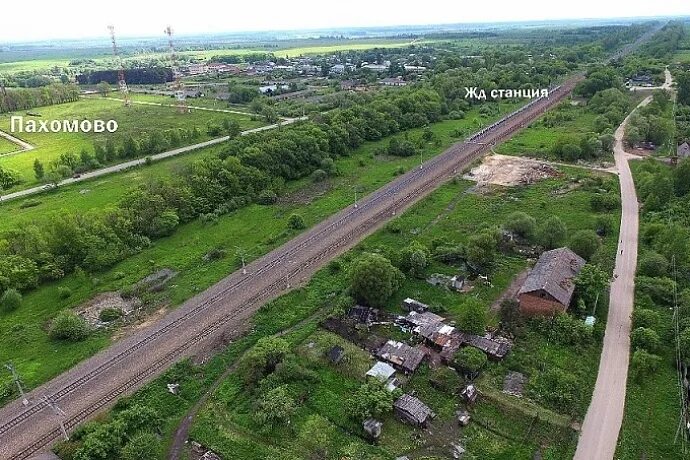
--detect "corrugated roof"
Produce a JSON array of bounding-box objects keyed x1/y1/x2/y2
[
  {"x1": 376, "y1": 340, "x2": 425, "y2": 373},
  {"x1": 518, "y1": 247, "x2": 586, "y2": 306}
]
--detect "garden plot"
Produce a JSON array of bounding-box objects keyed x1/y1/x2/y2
[{"x1": 464, "y1": 154, "x2": 561, "y2": 186}]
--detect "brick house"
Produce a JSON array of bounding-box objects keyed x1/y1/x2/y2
[{"x1": 518, "y1": 247, "x2": 586, "y2": 316}]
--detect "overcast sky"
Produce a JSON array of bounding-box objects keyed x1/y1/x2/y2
[{"x1": 2, "y1": 0, "x2": 689, "y2": 43}]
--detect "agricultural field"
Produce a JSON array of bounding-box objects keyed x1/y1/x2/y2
[
  {"x1": 53, "y1": 161, "x2": 621, "y2": 459},
  {"x1": 0, "y1": 96, "x2": 264, "y2": 190},
  {"x1": 0, "y1": 102, "x2": 520, "y2": 403}
]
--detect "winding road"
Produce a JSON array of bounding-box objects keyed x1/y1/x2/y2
[{"x1": 574, "y1": 75, "x2": 669, "y2": 458}]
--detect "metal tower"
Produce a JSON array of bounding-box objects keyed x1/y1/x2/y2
[
  {"x1": 107, "y1": 25, "x2": 131, "y2": 107},
  {"x1": 164, "y1": 25, "x2": 187, "y2": 113}
]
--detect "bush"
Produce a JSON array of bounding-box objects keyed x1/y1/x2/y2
[
  {"x1": 528, "y1": 368, "x2": 582, "y2": 414},
  {"x1": 311, "y1": 169, "x2": 328, "y2": 182},
  {"x1": 630, "y1": 349, "x2": 662, "y2": 382},
  {"x1": 453, "y1": 347, "x2": 487, "y2": 378},
  {"x1": 591, "y1": 193, "x2": 621, "y2": 212},
  {"x1": 99, "y1": 307, "x2": 124, "y2": 322},
  {"x1": 569, "y1": 229, "x2": 601, "y2": 260},
  {"x1": 254, "y1": 384, "x2": 296, "y2": 427},
  {"x1": 632, "y1": 309, "x2": 661, "y2": 330},
  {"x1": 457, "y1": 299, "x2": 488, "y2": 335},
  {"x1": 537, "y1": 216, "x2": 567, "y2": 249},
  {"x1": 50, "y1": 310, "x2": 90, "y2": 341},
  {"x1": 57, "y1": 286, "x2": 72, "y2": 299},
  {"x1": 504, "y1": 211, "x2": 537, "y2": 240},
  {"x1": 638, "y1": 252, "x2": 669, "y2": 278},
  {"x1": 348, "y1": 380, "x2": 400, "y2": 421},
  {"x1": 120, "y1": 432, "x2": 160, "y2": 460},
  {"x1": 258, "y1": 189, "x2": 278, "y2": 205},
  {"x1": 287, "y1": 213, "x2": 306, "y2": 230},
  {"x1": 0, "y1": 289, "x2": 22, "y2": 312},
  {"x1": 398, "y1": 242, "x2": 430, "y2": 278},
  {"x1": 631, "y1": 327, "x2": 661, "y2": 353}
]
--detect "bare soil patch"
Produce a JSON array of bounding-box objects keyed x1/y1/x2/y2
[
  {"x1": 75, "y1": 292, "x2": 141, "y2": 328},
  {"x1": 464, "y1": 154, "x2": 561, "y2": 186}
]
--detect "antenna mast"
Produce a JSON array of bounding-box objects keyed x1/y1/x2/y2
[
  {"x1": 164, "y1": 25, "x2": 187, "y2": 113},
  {"x1": 107, "y1": 25, "x2": 131, "y2": 107}
]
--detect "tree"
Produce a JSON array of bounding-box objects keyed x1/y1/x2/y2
[
  {"x1": 528, "y1": 368, "x2": 582, "y2": 414},
  {"x1": 452, "y1": 347, "x2": 487, "y2": 378},
  {"x1": 630, "y1": 349, "x2": 662, "y2": 382},
  {"x1": 0, "y1": 289, "x2": 22, "y2": 313},
  {"x1": 680, "y1": 328, "x2": 690, "y2": 365},
  {"x1": 33, "y1": 159, "x2": 45, "y2": 180},
  {"x1": 238, "y1": 337, "x2": 290, "y2": 385},
  {"x1": 348, "y1": 380, "x2": 398, "y2": 421},
  {"x1": 538, "y1": 216, "x2": 567, "y2": 249},
  {"x1": 631, "y1": 327, "x2": 661, "y2": 353},
  {"x1": 599, "y1": 133, "x2": 615, "y2": 153},
  {"x1": 638, "y1": 251, "x2": 669, "y2": 277},
  {"x1": 569, "y1": 230, "x2": 601, "y2": 260},
  {"x1": 632, "y1": 309, "x2": 661, "y2": 330},
  {"x1": 120, "y1": 432, "x2": 159, "y2": 460},
  {"x1": 499, "y1": 299, "x2": 522, "y2": 333},
  {"x1": 575, "y1": 264, "x2": 609, "y2": 315},
  {"x1": 287, "y1": 213, "x2": 306, "y2": 230},
  {"x1": 254, "y1": 384, "x2": 296, "y2": 427},
  {"x1": 49, "y1": 310, "x2": 90, "y2": 341},
  {"x1": 673, "y1": 158, "x2": 690, "y2": 197},
  {"x1": 466, "y1": 230, "x2": 499, "y2": 272},
  {"x1": 96, "y1": 81, "x2": 111, "y2": 97},
  {"x1": 0, "y1": 166, "x2": 21, "y2": 191},
  {"x1": 457, "y1": 299, "x2": 487, "y2": 335},
  {"x1": 398, "y1": 242, "x2": 430, "y2": 278},
  {"x1": 504, "y1": 211, "x2": 536, "y2": 240},
  {"x1": 223, "y1": 119, "x2": 242, "y2": 139},
  {"x1": 349, "y1": 253, "x2": 403, "y2": 308}
]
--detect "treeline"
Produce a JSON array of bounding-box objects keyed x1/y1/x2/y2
[
  {"x1": 638, "y1": 21, "x2": 687, "y2": 59},
  {"x1": 76, "y1": 67, "x2": 173, "y2": 85},
  {"x1": 0, "y1": 83, "x2": 80, "y2": 113}
]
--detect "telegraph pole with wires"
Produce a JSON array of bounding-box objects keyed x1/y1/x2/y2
[
  {"x1": 41, "y1": 395, "x2": 69, "y2": 441},
  {"x1": 672, "y1": 255, "x2": 689, "y2": 453},
  {"x1": 107, "y1": 25, "x2": 131, "y2": 107},
  {"x1": 4, "y1": 363, "x2": 29, "y2": 406},
  {"x1": 164, "y1": 25, "x2": 188, "y2": 114}
]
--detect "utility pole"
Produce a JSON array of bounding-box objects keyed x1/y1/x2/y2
[
  {"x1": 234, "y1": 246, "x2": 248, "y2": 275},
  {"x1": 419, "y1": 150, "x2": 423, "y2": 169},
  {"x1": 107, "y1": 25, "x2": 131, "y2": 107},
  {"x1": 4, "y1": 363, "x2": 29, "y2": 406},
  {"x1": 41, "y1": 395, "x2": 69, "y2": 441}
]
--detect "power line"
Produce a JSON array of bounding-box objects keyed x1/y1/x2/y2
[
  {"x1": 4, "y1": 363, "x2": 29, "y2": 406},
  {"x1": 41, "y1": 395, "x2": 69, "y2": 441}
]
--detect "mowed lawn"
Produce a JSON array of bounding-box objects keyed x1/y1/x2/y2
[{"x1": 0, "y1": 96, "x2": 263, "y2": 190}]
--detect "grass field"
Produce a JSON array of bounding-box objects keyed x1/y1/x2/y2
[
  {"x1": 0, "y1": 136, "x2": 19, "y2": 155},
  {"x1": 184, "y1": 168, "x2": 619, "y2": 459},
  {"x1": 0, "y1": 102, "x2": 520, "y2": 404},
  {"x1": 48, "y1": 145, "x2": 620, "y2": 458},
  {"x1": 0, "y1": 96, "x2": 263, "y2": 190}
]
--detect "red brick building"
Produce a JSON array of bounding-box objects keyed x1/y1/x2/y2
[{"x1": 518, "y1": 247, "x2": 586, "y2": 316}]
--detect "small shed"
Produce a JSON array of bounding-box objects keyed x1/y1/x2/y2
[
  {"x1": 402, "y1": 297, "x2": 429, "y2": 312},
  {"x1": 461, "y1": 384, "x2": 479, "y2": 404},
  {"x1": 456, "y1": 409, "x2": 471, "y2": 426},
  {"x1": 366, "y1": 361, "x2": 397, "y2": 391},
  {"x1": 327, "y1": 345, "x2": 345, "y2": 364},
  {"x1": 678, "y1": 142, "x2": 690, "y2": 159},
  {"x1": 363, "y1": 418, "x2": 383, "y2": 439},
  {"x1": 376, "y1": 340, "x2": 425, "y2": 374},
  {"x1": 394, "y1": 394, "x2": 436, "y2": 428},
  {"x1": 348, "y1": 305, "x2": 378, "y2": 324}
]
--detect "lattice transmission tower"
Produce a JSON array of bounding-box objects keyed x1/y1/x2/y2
[
  {"x1": 107, "y1": 25, "x2": 131, "y2": 106},
  {"x1": 164, "y1": 25, "x2": 187, "y2": 113}
]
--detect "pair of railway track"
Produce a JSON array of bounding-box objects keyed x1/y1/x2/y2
[{"x1": 0, "y1": 75, "x2": 581, "y2": 460}]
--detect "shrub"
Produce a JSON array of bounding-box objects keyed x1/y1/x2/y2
[
  {"x1": 57, "y1": 286, "x2": 72, "y2": 299},
  {"x1": 50, "y1": 311, "x2": 90, "y2": 341},
  {"x1": 99, "y1": 308, "x2": 124, "y2": 323},
  {"x1": 630, "y1": 349, "x2": 662, "y2": 382},
  {"x1": 638, "y1": 252, "x2": 669, "y2": 278},
  {"x1": 631, "y1": 327, "x2": 661, "y2": 353},
  {"x1": 348, "y1": 380, "x2": 400, "y2": 421},
  {"x1": 0, "y1": 289, "x2": 22, "y2": 313},
  {"x1": 254, "y1": 384, "x2": 296, "y2": 427},
  {"x1": 120, "y1": 432, "x2": 160, "y2": 460},
  {"x1": 632, "y1": 308, "x2": 661, "y2": 330},
  {"x1": 457, "y1": 299, "x2": 488, "y2": 335},
  {"x1": 453, "y1": 347, "x2": 487, "y2": 378},
  {"x1": 287, "y1": 213, "x2": 306, "y2": 230},
  {"x1": 311, "y1": 169, "x2": 328, "y2": 182},
  {"x1": 569, "y1": 229, "x2": 601, "y2": 260},
  {"x1": 258, "y1": 189, "x2": 278, "y2": 205},
  {"x1": 504, "y1": 211, "x2": 537, "y2": 240},
  {"x1": 537, "y1": 216, "x2": 568, "y2": 249}
]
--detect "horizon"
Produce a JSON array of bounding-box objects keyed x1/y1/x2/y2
[{"x1": 1, "y1": 0, "x2": 689, "y2": 43}]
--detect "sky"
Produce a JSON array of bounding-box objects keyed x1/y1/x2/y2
[{"x1": 1, "y1": 0, "x2": 689, "y2": 42}]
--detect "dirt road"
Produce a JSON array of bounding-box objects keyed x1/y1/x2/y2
[
  {"x1": 0, "y1": 129, "x2": 34, "y2": 154},
  {"x1": 0, "y1": 117, "x2": 305, "y2": 203},
  {"x1": 573, "y1": 96, "x2": 649, "y2": 460}
]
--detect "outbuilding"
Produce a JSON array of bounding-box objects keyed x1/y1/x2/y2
[{"x1": 394, "y1": 394, "x2": 435, "y2": 427}]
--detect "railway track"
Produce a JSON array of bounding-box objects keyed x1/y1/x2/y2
[{"x1": 0, "y1": 75, "x2": 581, "y2": 460}]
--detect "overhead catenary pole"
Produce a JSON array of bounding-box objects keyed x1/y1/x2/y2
[
  {"x1": 41, "y1": 395, "x2": 69, "y2": 441},
  {"x1": 164, "y1": 25, "x2": 187, "y2": 114},
  {"x1": 4, "y1": 363, "x2": 29, "y2": 406},
  {"x1": 107, "y1": 25, "x2": 131, "y2": 107}
]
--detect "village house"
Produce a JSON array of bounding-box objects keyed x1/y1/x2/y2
[
  {"x1": 517, "y1": 247, "x2": 586, "y2": 316},
  {"x1": 403, "y1": 310, "x2": 445, "y2": 329},
  {"x1": 403, "y1": 65, "x2": 427, "y2": 73},
  {"x1": 376, "y1": 340, "x2": 426, "y2": 374},
  {"x1": 380, "y1": 77, "x2": 407, "y2": 87},
  {"x1": 393, "y1": 394, "x2": 436, "y2": 428}
]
